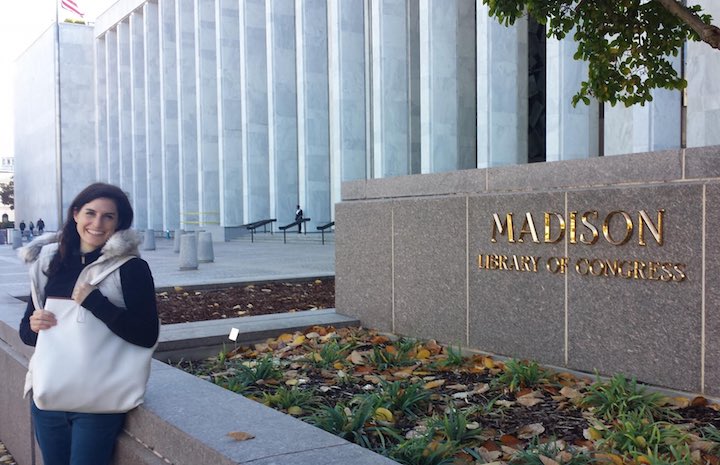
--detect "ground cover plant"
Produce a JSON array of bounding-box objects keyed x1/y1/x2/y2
[{"x1": 179, "y1": 326, "x2": 720, "y2": 465}]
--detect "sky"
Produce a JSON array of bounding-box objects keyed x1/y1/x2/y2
[{"x1": 0, "y1": 0, "x2": 114, "y2": 158}]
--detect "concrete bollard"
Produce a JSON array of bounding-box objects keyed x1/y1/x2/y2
[
  {"x1": 173, "y1": 229, "x2": 184, "y2": 253},
  {"x1": 12, "y1": 230, "x2": 22, "y2": 249},
  {"x1": 197, "y1": 232, "x2": 214, "y2": 263},
  {"x1": 143, "y1": 229, "x2": 156, "y2": 251},
  {"x1": 179, "y1": 234, "x2": 198, "y2": 270}
]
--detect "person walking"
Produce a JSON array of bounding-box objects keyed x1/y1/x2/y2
[
  {"x1": 18, "y1": 183, "x2": 159, "y2": 465},
  {"x1": 29, "y1": 221, "x2": 35, "y2": 236},
  {"x1": 37, "y1": 218, "x2": 45, "y2": 235},
  {"x1": 19, "y1": 220, "x2": 26, "y2": 237},
  {"x1": 295, "y1": 205, "x2": 304, "y2": 233}
]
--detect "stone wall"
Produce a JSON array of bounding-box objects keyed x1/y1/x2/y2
[{"x1": 336, "y1": 146, "x2": 720, "y2": 396}]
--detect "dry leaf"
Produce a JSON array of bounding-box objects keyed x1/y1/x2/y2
[
  {"x1": 500, "y1": 434, "x2": 522, "y2": 448},
  {"x1": 347, "y1": 350, "x2": 365, "y2": 365},
  {"x1": 287, "y1": 406, "x2": 303, "y2": 416},
  {"x1": 559, "y1": 386, "x2": 581, "y2": 400},
  {"x1": 423, "y1": 379, "x2": 445, "y2": 390},
  {"x1": 595, "y1": 453, "x2": 624, "y2": 465},
  {"x1": 227, "y1": 431, "x2": 255, "y2": 441},
  {"x1": 538, "y1": 455, "x2": 560, "y2": 465},
  {"x1": 690, "y1": 396, "x2": 707, "y2": 407},
  {"x1": 374, "y1": 407, "x2": 394, "y2": 422},
  {"x1": 517, "y1": 423, "x2": 545, "y2": 439},
  {"x1": 517, "y1": 396, "x2": 543, "y2": 407},
  {"x1": 291, "y1": 335, "x2": 306, "y2": 346},
  {"x1": 690, "y1": 440, "x2": 718, "y2": 452},
  {"x1": 477, "y1": 447, "x2": 502, "y2": 462},
  {"x1": 277, "y1": 333, "x2": 293, "y2": 343},
  {"x1": 496, "y1": 400, "x2": 515, "y2": 408},
  {"x1": 416, "y1": 348, "x2": 431, "y2": 359},
  {"x1": 583, "y1": 427, "x2": 603, "y2": 441}
]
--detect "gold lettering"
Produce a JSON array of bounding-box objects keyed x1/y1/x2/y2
[
  {"x1": 491, "y1": 213, "x2": 515, "y2": 243},
  {"x1": 518, "y1": 213, "x2": 540, "y2": 243},
  {"x1": 575, "y1": 258, "x2": 590, "y2": 275},
  {"x1": 673, "y1": 264, "x2": 687, "y2": 282},
  {"x1": 638, "y1": 209, "x2": 664, "y2": 246},
  {"x1": 633, "y1": 261, "x2": 647, "y2": 279},
  {"x1": 498, "y1": 255, "x2": 509, "y2": 270},
  {"x1": 488, "y1": 254, "x2": 500, "y2": 270},
  {"x1": 544, "y1": 212, "x2": 565, "y2": 244},
  {"x1": 580, "y1": 211, "x2": 599, "y2": 245},
  {"x1": 529, "y1": 256, "x2": 540, "y2": 272},
  {"x1": 603, "y1": 211, "x2": 633, "y2": 246},
  {"x1": 659, "y1": 263, "x2": 673, "y2": 282},
  {"x1": 569, "y1": 211, "x2": 578, "y2": 244},
  {"x1": 647, "y1": 261, "x2": 660, "y2": 281}
]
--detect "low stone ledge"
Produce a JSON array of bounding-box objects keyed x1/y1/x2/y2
[{"x1": 156, "y1": 309, "x2": 360, "y2": 361}]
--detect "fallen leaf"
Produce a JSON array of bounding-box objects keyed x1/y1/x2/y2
[
  {"x1": 227, "y1": 431, "x2": 255, "y2": 441},
  {"x1": 347, "y1": 350, "x2": 365, "y2": 365},
  {"x1": 496, "y1": 400, "x2": 515, "y2": 408},
  {"x1": 517, "y1": 423, "x2": 545, "y2": 439},
  {"x1": 477, "y1": 447, "x2": 502, "y2": 462},
  {"x1": 559, "y1": 386, "x2": 581, "y2": 400},
  {"x1": 416, "y1": 348, "x2": 431, "y2": 359},
  {"x1": 517, "y1": 396, "x2": 543, "y2": 407},
  {"x1": 291, "y1": 335, "x2": 306, "y2": 346},
  {"x1": 287, "y1": 406, "x2": 303, "y2": 416},
  {"x1": 690, "y1": 440, "x2": 718, "y2": 452},
  {"x1": 666, "y1": 396, "x2": 691, "y2": 408},
  {"x1": 584, "y1": 427, "x2": 603, "y2": 441},
  {"x1": 538, "y1": 455, "x2": 560, "y2": 465},
  {"x1": 500, "y1": 434, "x2": 522, "y2": 448},
  {"x1": 423, "y1": 379, "x2": 445, "y2": 390},
  {"x1": 690, "y1": 396, "x2": 707, "y2": 407},
  {"x1": 277, "y1": 333, "x2": 293, "y2": 343},
  {"x1": 595, "y1": 453, "x2": 624, "y2": 465},
  {"x1": 447, "y1": 383, "x2": 468, "y2": 391},
  {"x1": 483, "y1": 357, "x2": 496, "y2": 369},
  {"x1": 374, "y1": 407, "x2": 394, "y2": 422}
]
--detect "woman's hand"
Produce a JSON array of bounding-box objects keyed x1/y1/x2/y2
[
  {"x1": 72, "y1": 282, "x2": 97, "y2": 305},
  {"x1": 29, "y1": 309, "x2": 57, "y2": 333}
]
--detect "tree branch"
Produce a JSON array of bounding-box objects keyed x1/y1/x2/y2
[{"x1": 656, "y1": 0, "x2": 720, "y2": 50}]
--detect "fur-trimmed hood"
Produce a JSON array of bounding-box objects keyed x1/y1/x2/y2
[{"x1": 18, "y1": 229, "x2": 142, "y2": 264}]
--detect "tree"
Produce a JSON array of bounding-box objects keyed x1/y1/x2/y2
[
  {"x1": 483, "y1": 0, "x2": 720, "y2": 106},
  {"x1": 0, "y1": 178, "x2": 14, "y2": 210}
]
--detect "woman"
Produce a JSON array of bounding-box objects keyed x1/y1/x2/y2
[{"x1": 18, "y1": 183, "x2": 159, "y2": 465}]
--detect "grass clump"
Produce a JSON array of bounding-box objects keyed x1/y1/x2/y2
[
  {"x1": 495, "y1": 359, "x2": 552, "y2": 392},
  {"x1": 581, "y1": 374, "x2": 670, "y2": 420}
]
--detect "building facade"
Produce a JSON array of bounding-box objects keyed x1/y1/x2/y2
[{"x1": 13, "y1": 0, "x2": 720, "y2": 236}]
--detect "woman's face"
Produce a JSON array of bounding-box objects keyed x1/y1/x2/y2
[{"x1": 73, "y1": 197, "x2": 119, "y2": 253}]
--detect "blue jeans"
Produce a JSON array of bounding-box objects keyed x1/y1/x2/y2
[{"x1": 31, "y1": 401, "x2": 126, "y2": 465}]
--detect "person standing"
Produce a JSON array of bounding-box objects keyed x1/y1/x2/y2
[
  {"x1": 18, "y1": 183, "x2": 159, "y2": 465},
  {"x1": 29, "y1": 221, "x2": 35, "y2": 236},
  {"x1": 19, "y1": 220, "x2": 26, "y2": 236},
  {"x1": 37, "y1": 218, "x2": 45, "y2": 235},
  {"x1": 295, "y1": 205, "x2": 304, "y2": 233}
]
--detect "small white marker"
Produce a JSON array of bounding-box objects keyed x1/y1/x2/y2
[{"x1": 229, "y1": 327, "x2": 240, "y2": 341}]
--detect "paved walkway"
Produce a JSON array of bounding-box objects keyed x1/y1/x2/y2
[{"x1": 0, "y1": 235, "x2": 335, "y2": 298}]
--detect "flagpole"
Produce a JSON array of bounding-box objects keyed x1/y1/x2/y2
[{"x1": 54, "y1": 0, "x2": 64, "y2": 228}]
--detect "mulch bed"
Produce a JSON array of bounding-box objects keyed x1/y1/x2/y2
[{"x1": 156, "y1": 277, "x2": 335, "y2": 324}]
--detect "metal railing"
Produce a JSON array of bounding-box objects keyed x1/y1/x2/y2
[
  {"x1": 278, "y1": 218, "x2": 311, "y2": 243},
  {"x1": 316, "y1": 221, "x2": 335, "y2": 245},
  {"x1": 245, "y1": 218, "x2": 277, "y2": 243}
]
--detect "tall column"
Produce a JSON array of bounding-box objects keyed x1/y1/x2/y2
[
  {"x1": 176, "y1": 0, "x2": 199, "y2": 224},
  {"x1": 105, "y1": 30, "x2": 119, "y2": 185},
  {"x1": 266, "y1": 0, "x2": 298, "y2": 223},
  {"x1": 118, "y1": 20, "x2": 133, "y2": 190},
  {"x1": 96, "y1": 36, "x2": 108, "y2": 181},
  {"x1": 130, "y1": 11, "x2": 148, "y2": 228},
  {"x1": 327, "y1": 0, "x2": 366, "y2": 217},
  {"x1": 217, "y1": 0, "x2": 243, "y2": 227},
  {"x1": 686, "y1": 0, "x2": 720, "y2": 147},
  {"x1": 419, "y1": 0, "x2": 475, "y2": 173},
  {"x1": 296, "y1": 0, "x2": 330, "y2": 226},
  {"x1": 144, "y1": 1, "x2": 163, "y2": 230},
  {"x1": 545, "y1": 35, "x2": 598, "y2": 161},
  {"x1": 239, "y1": 0, "x2": 270, "y2": 222},
  {"x1": 476, "y1": 3, "x2": 528, "y2": 167},
  {"x1": 370, "y1": 0, "x2": 413, "y2": 178},
  {"x1": 196, "y1": 0, "x2": 220, "y2": 227},
  {"x1": 160, "y1": 0, "x2": 180, "y2": 230}
]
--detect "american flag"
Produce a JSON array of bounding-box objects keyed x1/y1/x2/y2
[{"x1": 60, "y1": 0, "x2": 84, "y2": 17}]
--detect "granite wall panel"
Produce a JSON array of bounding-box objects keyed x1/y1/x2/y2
[
  {"x1": 566, "y1": 184, "x2": 704, "y2": 392},
  {"x1": 335, "y1": 201, "x2": 394, "y2": 332},
  {"x1": 392, "y1": 196, "x2": 467, "y2": 344},
  {"x1": 467, "y1": 192, "x2": 566, "y2": 366},
  {"x1": 705, "y1": 183, "x2": 720, "y2": 396}
]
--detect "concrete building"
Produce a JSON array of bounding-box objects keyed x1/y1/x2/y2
[{"x1": 13, "y1": 0, "x2": 720, "y2": 237}]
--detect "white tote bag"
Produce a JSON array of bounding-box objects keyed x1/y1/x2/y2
[{"x1": 27, "y1": 258, "x2": 156, "y2": 413}]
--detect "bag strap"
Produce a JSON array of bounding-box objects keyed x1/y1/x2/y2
[{"x1": 88, "y1": 256, "x2": 136, "y2": 286}]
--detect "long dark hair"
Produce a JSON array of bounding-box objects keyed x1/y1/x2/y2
[{"x1": 47, "y1": 183, "x2": 134, "y2": 276}]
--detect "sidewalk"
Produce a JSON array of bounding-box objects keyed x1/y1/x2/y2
[{"x1": 0, "y1": 235, "x2": 335, "y2": 298}]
